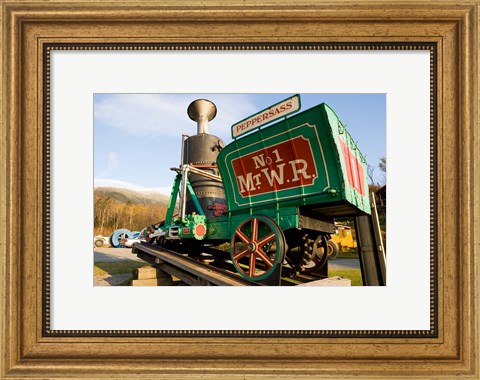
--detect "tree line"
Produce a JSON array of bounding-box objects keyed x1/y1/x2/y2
[
  {"x1": 94, "y1": 194, "x2": 168, "y2": 237},
  {"x1": 367, "y1": 156, "x2": 386, "y2": 188}
]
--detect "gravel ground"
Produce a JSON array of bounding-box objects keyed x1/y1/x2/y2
[
  {"x1": 328, "y1": 258, "x2": 360, "y2": 270},
  {"x1": 94, "y1": 247, "x2": 142, "y2": 263},
  {"x1": 94, "y1": 247, "x2": 143, "y2": 286}
]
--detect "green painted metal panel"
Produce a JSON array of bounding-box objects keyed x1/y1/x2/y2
[
  {"x1": 205, "y1": 206, "x2": 299, "y2": 241},
  {"x1": 323, "y1": 104, "x2": 371, "y2": 214},
  {"x1": 217, "y1": 102, "x2": 371, "y2": 216},
  {"x1": 164, "y1": 173, "x2": 181, "y2": 224}
]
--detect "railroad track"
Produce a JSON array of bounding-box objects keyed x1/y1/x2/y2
[
  {"x1": 133, "y1": 242, "x2": 328, "y2": 286},
  {"x1": 133, "y1": 242, "x2": 260, "y2": 286}
]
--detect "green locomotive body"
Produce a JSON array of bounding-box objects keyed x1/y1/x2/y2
[{"x1": 217, "y1": 102, "x2": 370, "y2": 217}]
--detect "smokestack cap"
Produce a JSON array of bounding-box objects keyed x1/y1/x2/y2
[
  {"x1": 187, "y1": 99, "x2": 217, "y2": 122},
  {"x1": 187, "y1": 99, "x2": 217, "y2": 134}
]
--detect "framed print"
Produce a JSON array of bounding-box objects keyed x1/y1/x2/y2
[{"x1": 1, "y1": 0, "x2": 478, "y2": 378}]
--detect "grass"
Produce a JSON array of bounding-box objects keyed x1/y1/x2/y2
[
  {"x1": 94, "y1": 261, "x2": 150, "y2": 277},
  {"x1": 329, "y1": 268, "x2": 363, "y2": 286},
  {"x1": 335, "y1": 249, "x2": 359, "y2": 259}
]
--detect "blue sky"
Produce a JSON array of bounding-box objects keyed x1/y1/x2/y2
[{"x1": 94, "y1": 93, "x2": 386, "y2": 194}]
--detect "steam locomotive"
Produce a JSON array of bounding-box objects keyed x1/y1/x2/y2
[{"x1": 140, "y1": 95, "x2": 370, "y2": 282}]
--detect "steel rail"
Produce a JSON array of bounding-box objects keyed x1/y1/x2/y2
[{"x1": 133, "y1": 242, "x2": 260, "y2": 286}]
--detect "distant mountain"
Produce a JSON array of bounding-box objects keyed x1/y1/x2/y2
[{"x1": 94, "y1": 187, "x2": 170, "y2": 206}]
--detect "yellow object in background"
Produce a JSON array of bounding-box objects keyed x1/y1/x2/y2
[{"x1": 331, "y1": 224, "x2": 357, "y2": 251}]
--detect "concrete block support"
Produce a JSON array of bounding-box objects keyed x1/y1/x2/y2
[{"x1": 131, "y1": 266, "x2": 173, "y2": 286}]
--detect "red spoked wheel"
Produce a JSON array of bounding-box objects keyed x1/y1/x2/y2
[{"x1": 230, "y1": 215, "x2": 286, "y2": 281}]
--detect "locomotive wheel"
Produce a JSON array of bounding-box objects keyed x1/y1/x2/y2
[
  {"x1": 302, "y1": 234, "x2": 329, "y2": 273},
  {"x1": 230, "y1": 215, "x2": 285, "y2": 281}
]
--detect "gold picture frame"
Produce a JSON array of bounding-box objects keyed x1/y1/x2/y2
[{"x1": 1, "y1": 0, "x2": 478, "y2": 378}]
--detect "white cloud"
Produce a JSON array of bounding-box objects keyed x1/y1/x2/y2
[
  {"x1": 94, "y1": 94, "x2": 257, "y2": 140},
  {"x1": 94, "y1": 178, "x2": 172, "y2": 196},
  {"x1": 97, "y1": 151, "x2": 119, "y2": 178}
]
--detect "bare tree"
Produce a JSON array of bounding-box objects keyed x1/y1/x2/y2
[
  {"x1": 379, "y1": 157, "x2": 386, "y2": 173},
  {"x1": 367, "y1": 164, "x2": 376, "y2": 185}
]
